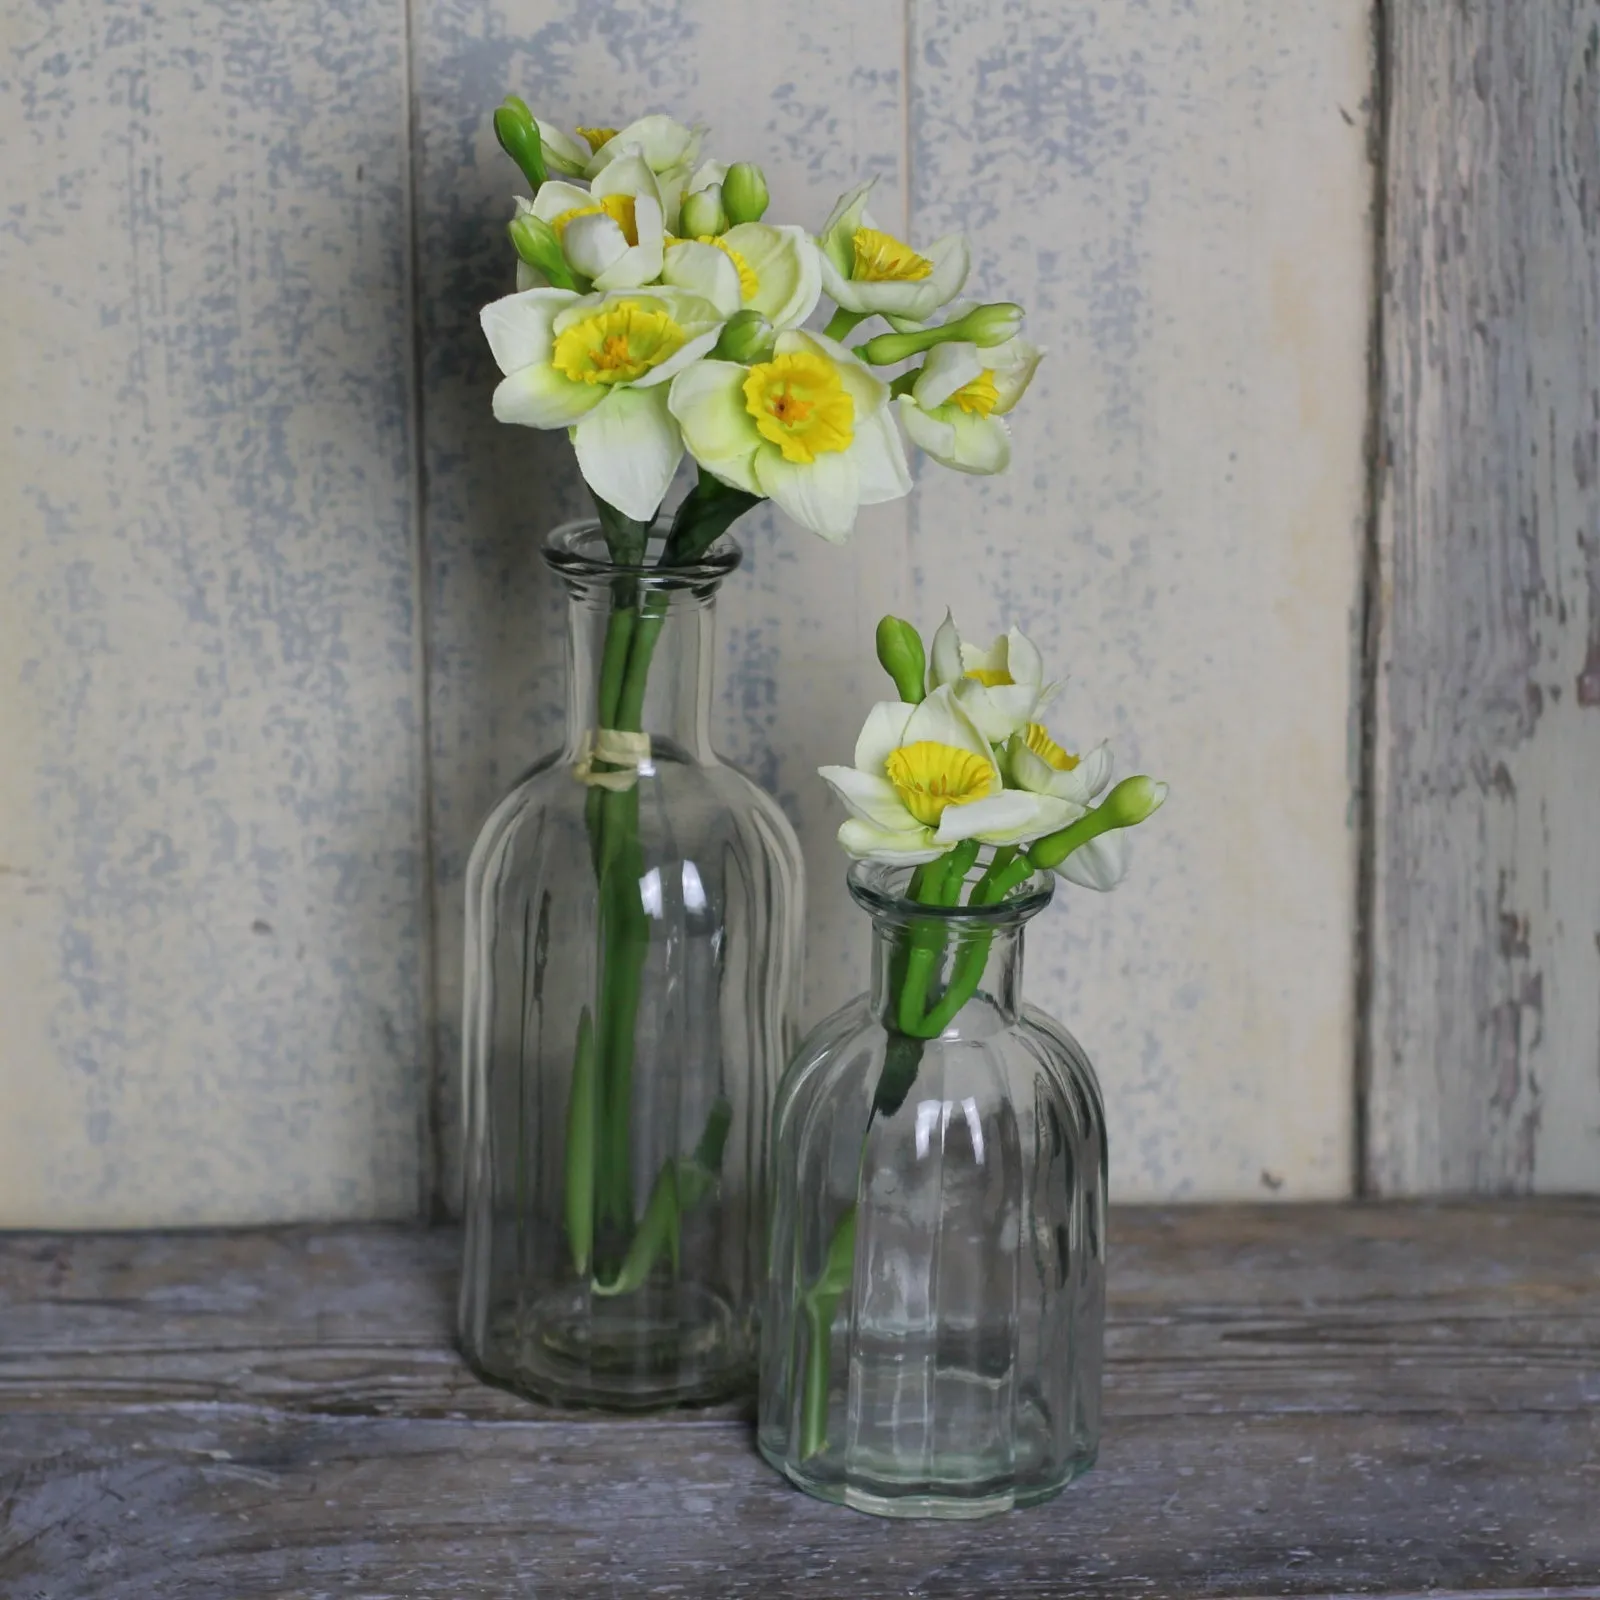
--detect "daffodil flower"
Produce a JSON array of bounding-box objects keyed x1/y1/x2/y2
[
  {"x1": 816, "y1": 180, "x2": 970, "y2": 321},
  {"x1": 667, "y1": 329, "x2": 910, "y2": 542},
  {"x1": 582, "y1": 116, "x2": 705, "y2": 229},
  {"x1": 897, "y1": 336, "x2": 1043, "y2": 475},
  {"x1": 1004, "y1": 723, "x2": 1138, "y2": 891},
  {"x1": 524, "y1": 153, "x2": 667, "y2": 292},
  {"x1": 818, "y1": 686, "x2": 1077, "y2": 863},
  {"x1": 927, "y1": 612, "x2": 1055, "y2": 741},
  {"x1": 481, "y1": 285, "x2": 725, "y2": 521},
  {"x1": 661, "y1": 224, "x2": 822, "y2": 328}
]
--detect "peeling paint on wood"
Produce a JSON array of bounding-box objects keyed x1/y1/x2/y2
[{"x1": 1369, "y1": 2, "x2": 1600, "y2": 1193}]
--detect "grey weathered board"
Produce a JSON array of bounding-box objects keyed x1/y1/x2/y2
[
  {"x1": 1368, "y1": 1, "x2": 1600, "y2": 1191},
  {"x1": 2, "y1": 1204, "x2": 1597, "y2": 1597}
]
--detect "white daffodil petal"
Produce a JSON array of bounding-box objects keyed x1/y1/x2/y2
[
  {"x1": 818, "y1": 766, "x2": 916, "y2": 832},
  {"x1": 850, "y1": 406, "x2": 914, "y2": 505},
  {"x1": 955, "y1": 677, "x2": 1037, "y2": 741},
  {"x1": 918, "y1": 233, "x2": 972, "y2": 312},
  {"x1": 586, "y1": 115, "x2": 701, "y2": 179},
  {"x1": 1074, "y1": 741, "x2": 1115, "y2": 800},
  {"x1": 818, "y1": 179, "x2": 876, "y2": 276},
  {"x1": 661, "y1": 240, "x2": 743, "y2": 318},
  {"x1": 514, "y1": 261, "x2": 549, "y2": 292},
  {"x1": 838, "y1": 819, "x2": 945, "y2": 864},
  {"x1": 1058, "y1": 830, "x2": 1130, "y2": 892},
  {"x1": 533, "y1": 122, "x2": 589, "y2": 175},
  {"x1": 631, "y1": 323, "x2": 723, "y2": 388},
  {"x1": 687, "y1": 159, "x2": 726, "y2": 194},
  {"x1": 853, "y1": 700, "x2": 916, "y2": 776},
  {"x1": 480, "y1": 288, "x2": 575, "y2": 375},
  {"x1": 942, "y1": 411, "x2": 1012, "y2": 475},
  {"x1": 1006, "y1": 626, "x2": 1044, "y2": 688},
  {"x1": 989, "y1": 337, "x2": 1045, "y2": 415},
  {"x1": 897, "y1": 396, "x2": 961, "y2": 466},
  {"x1": 491, "y1": 363, "x2": 605, "y2": 429},
  {"x1": 902, "y1": 684, "x2": 996, "y2": 770},
  {"x1": 722, "y1": 223, "x2": 823, "y2": 329},
  {"x1": 571, "y1": 385, "x2": 682, "y2": 522},
  {"x1": 755, "y1": 448, "x2": 861, "y2": 544},
  {"x1": 933, "y1": 790, "x2": 1055, "y2": 846},
  {"x1": 914, "y1": 341, "x2": 986, "y2": 410},
  {"x1": 561, "y1": 213, "x2": 630, "y2": 280},
  {"x1": 667, "y1": 360, "x2": 764, "y2": 491},
  {"x1": 530, "y1": 181, "x2": 594, "y2": 225},
  {"x1": 1006, "y1": 738, "x2": 1058, "y2": 796},
  {"x1": 928, "y1": 610, "x2": 964, "y2": 690},
  {"x1": 591, "y1": 151, "x2": 664, "y2": 207}
]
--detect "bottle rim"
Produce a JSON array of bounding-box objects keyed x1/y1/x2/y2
[
  {"x1": 542, "y1": 518, "x2": 743, "y2": 590},
  {"x1": 847, "y1": 857, "x2": 1055, "y2": 927}
]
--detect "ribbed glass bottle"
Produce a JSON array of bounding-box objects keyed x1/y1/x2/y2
[
  {"x1": 759, "y1": 861, "x2": 1105, "y2": 1516},
  {"x1": 460, "y1": 520, "x2": 804, "y2": 1409}
]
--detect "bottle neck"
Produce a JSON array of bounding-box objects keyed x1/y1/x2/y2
[
  {"x1": 869, "y1": 915, "x2": 1028, "y2": 1037},
  {"x1": 563, "y1": 581, "x2": 718, "y2": 761}
]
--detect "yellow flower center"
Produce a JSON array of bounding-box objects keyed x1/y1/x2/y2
[
  {"x1": 965, "y1": 665, "x2": 1014, "y2": 688},
  {"x1": 884, "y1": 742, "x2": 995, "y2": 826},
  {"x1": 950, "y1": 370, "x2": 1000, "y2": 416},
  {"x1": 851, "y1": 226, "x2": 933, "y2": 282},
  {"x1": 696, "y1": 236, "x2": 760, "y2": 301},
  {"x1": 743, "y1": 351, "x2": 855, "y2": 464},
  {"x1": 551, "y1": 301, "x2": 687, "y2": 387},
  {"x1": 575, "y1": 125, "x2": 619, "y2": 153},
  {"x1": 1024, "y1": 722, "x2": 1079, "y2": 772},
  {"x1": 551, "y1": 193, "x2": 638, "y2": 246}
]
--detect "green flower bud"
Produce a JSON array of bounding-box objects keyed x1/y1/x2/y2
[
  {"x1": 507, "y1": 212, "x2": 578, "y2": 291},
  {"x1": 856, "y1": 302, "x2": 1026, "y2": 366},
  {"x1": 1026, "y1": 776, "x2": 1168, "y2": 871},
  {"x1": 875, "y1": 615, "x2": 927, "y2": 704},
  {"x1": 713, "y1": 309, "x2": 776, "y2": 364},
  {"x1": 721, "y1": 162, "x2": 770, "y2": 224},
  {"x1": 494, "y1": 98, "x2": 547, "y2": 191},
  {"x1": 679, "y1": 183, "x2": 730, "y2": 238}
]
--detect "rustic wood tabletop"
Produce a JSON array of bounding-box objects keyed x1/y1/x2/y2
[{"x1": 2, "y1": 1201, "x2": 1597, "y2": 1598}]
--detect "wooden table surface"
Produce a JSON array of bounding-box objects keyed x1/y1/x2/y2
[{"x1": 2, "y1": 1202, "x2": 1597, "y2": 1599}]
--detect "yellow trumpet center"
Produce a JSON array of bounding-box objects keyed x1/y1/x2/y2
[
  {"x1": 965, "y1": 665, "x2": 1014, "y2": 688},
  {"x1": 743, "y1": 351, "x2": 855, "y2": 464},
  {"x1": 851, "y1": 226, "x2": 933, "y2": 282},
  {"x1": 696, "y1": 235, "x2": 760, "y2": 301},
  {"x1": 885, "y1": 742, "x2": 994, "y2": 826},
  {"x1": 551, "y1": 300, "x2": 686, "y2": 387},
  {"x1": 1024, "y1": 722, "x2": 1079, "y2": 772},
  {"x1": 551, "y1": 193, "x2": 638, "y2": 246},
  {"x1": 575, "y1": 125, "x2": 619, "y2": 153},
  {"x1": 950, "y1": 370, "x2": 1000, "y2": 416}
]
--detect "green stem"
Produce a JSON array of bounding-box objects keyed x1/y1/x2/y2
[
  {"x1": 798, "y1": 1205, "x2": 856, "y2": 1459},
  {"x1": 822, "y1": 306, "x2": 868, "y2": 342},
  {"x1": 563, "y1": 1007, "x2": 597, "y2": 1276}
]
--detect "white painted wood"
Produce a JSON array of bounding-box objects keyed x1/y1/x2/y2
[
  {"x1": 412, "y1": 0, "x2": 912, "y2": 1212},
  {"x1": 1368, "y1": 2, "x2": 1600, "y2": 1193},
  {"x1": 0, "y1": 0, "x2": 427, "y2": 1224},
  {"x1": 907, "y1": 0, "x2": 1374, "y2": 1198}
]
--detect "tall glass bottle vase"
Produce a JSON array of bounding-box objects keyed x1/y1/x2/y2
[
  {"x1": 759, "y1": 861, "x2": 1106, "y2": 1516},
  {"x1": 460, "y1": 520, "x2": 804, "y2": 1408}
]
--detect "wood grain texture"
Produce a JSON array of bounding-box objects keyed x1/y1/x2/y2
[
  {"x1": 2, "y1": 1205, "x2": 1598, "y2": 1596},
  {"x1": 1369, "y1": 2, "x2": 1600, "y2": 1193},
  {"x1": 0, "y1": 0, "x2": 429, "y2": 1224},
  {"x1": 906, "y1": 1, "x2": 1375, "y2": 1198},
  {"x1": 411, "y1": 0, "x2": 913, "y2": 1214}
]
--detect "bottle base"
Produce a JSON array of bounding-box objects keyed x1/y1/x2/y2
[{"x1": 464, "y1": 1282, "x2": 752, "y2": 1411}]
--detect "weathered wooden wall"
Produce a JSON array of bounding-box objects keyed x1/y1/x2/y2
[
  {"x1": 0, "y1": 1, "x2": 1377, "y2": 1224},
  {"x1": 1368, "y1": 1, "x2": 1600, "y2": 1193}
]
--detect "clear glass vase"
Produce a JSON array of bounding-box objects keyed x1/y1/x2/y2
[
  {"x1": 459, "y1": 520, "x2": 804, "y2": 1409},
  {"x1": 758, "y1": 859, "x2": 1105, "y2": 1517}
]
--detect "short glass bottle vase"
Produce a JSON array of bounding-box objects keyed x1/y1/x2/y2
[
  {"x1": 758, "y1": 859, "x2": 1106, "y2": 1517},
  {"x1": 459, "y1": 520, "x2": 805, "y2": 1409}
]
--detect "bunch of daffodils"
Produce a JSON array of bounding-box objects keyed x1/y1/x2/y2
[
  {"x1": 822, "y1": 611, "x2": 1167, "y2": 899},
  {"x1": 482, "y1": 102, "x2": 1043, "y2": 549}
]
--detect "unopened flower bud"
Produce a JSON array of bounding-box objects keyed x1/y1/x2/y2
[
  {"x1": 679, "y1": 183, "x2": 729, "y2": 238},
  {"x1": 875, "y1": 616, "x2": 927, "y2": 705},
  {"x1": 721, "y1": 162, "x2": 770, "y2": 224},
  {"x1": 494, "y1": 98, "x2": 547, "y2": 190},
  {"x1": 856, "y1": 302, "x2": 1026, "y2": 366},
  {"x1": 507, "y1": 211, "x2": 577, "y2": 290},
  {"x1": 713, "y1": 309, "x2": 776, "y2": 364}
]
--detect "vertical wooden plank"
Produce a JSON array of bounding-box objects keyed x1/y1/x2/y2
[
  {"x1": 413, "y1": 1, "x2": 910, "y2": 1211},
  {"x1": 1369, "y1": 3, "x2": 1600, "y2": 1192},
  {"x1": 0, "y1": 0, "x2": 426, "y2": 1223},
  {"x1": 909, "y1": 1, "x2": 1375, "y2": 1198}
]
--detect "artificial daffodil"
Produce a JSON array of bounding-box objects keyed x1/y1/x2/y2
[
  {"x1": 582, "y1": 116, "x2": 704, "y2": 229},
  {"x1": 817, "y1": 179, "x2": 970, "y2": 321},
  {"x1": 522, "y1": 153, "x2": 667, "y2": 291},
  {"x1": 1004, "y1": 721, "x2": 1133, "y2": 891},
  {"x1": 927, "y1": 612, "x2": 1056, "y2": 741},
  {"x1": 481, "y1": 285, "x2": 725, "y2": 521},
  {"x1": 661, "y1": 224, "x2": 822, "y2": 328},
  {"x1": 667, "y1": 328, "x2": 910, "y2": 542},
  {"x1": 818, "y1": 685, "x2": 1077, "y2": 864},
  {"x1": 897, "y1": 334, "x2": 1044, "y2": 475}
]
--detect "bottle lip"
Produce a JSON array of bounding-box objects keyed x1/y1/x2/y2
[
  {"x1": 847, "y1": 857, "x2": 1056, "y2": 926},
  {"x1": 543, "y1": 518, "x2": 742, "y2": 590}
]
